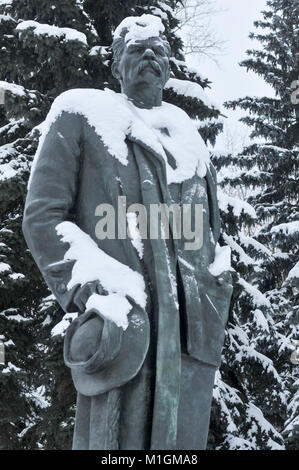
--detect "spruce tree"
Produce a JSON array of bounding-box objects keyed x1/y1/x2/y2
[
  {"x1": 209, "y1": 150, "x2": 286, "y2": 450},
  {"x1": 0, "y1": 0, "x2": 223, "y2": 449},
  {"x1": 209, "y1": 0, "x2": 298, "y2": 450}
]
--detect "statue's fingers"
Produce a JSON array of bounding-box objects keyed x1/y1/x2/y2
[
  {"x1": 88, "y1": 282, "x2": 100, "y2": 296},
  {"x1": 95, "y1": 281, "x2": 108, "y2": 296},
  {"x1": 83, "y1": 282, "x2": 98, "y2": 299},
  {"x1": 73, "y1": 289, "x2": 86, "y2": 313}
]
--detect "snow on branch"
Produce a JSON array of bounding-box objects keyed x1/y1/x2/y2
[
  {"x1": 218, "y1": 188, "x2": 257, "y2": 219},
  {"x1": 238, "y1": 278, "x2": 271, "y2": 309},
  {"x1": 223, "y1": 234, "x2": 255, "y2": 267},
  {"x1": 0, "y1": 80, "x2": 27, "y2": 97},
  {"x1": 0, "y1": 13, "x2": 14, "y2": 22},
  {"x1": 165, "y1": 77, "x2": 220, "y2": 110},
  {"x1": 16, "y1": 20, "x2": 88, "y2": 45},
  {"x1": 284, "y1": 261, "x2": 299, "y2": 285},
  {"x1": 271, "y1": 221, "x2": 299, "y2": 236}
]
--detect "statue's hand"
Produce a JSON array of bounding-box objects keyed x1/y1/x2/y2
[{"x1": 73, "y1": 281, "x2": 108, "y2": 314}]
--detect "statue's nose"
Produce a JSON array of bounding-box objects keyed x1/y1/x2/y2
[{"x1": 143, "y1": 48, "x2": 155, "y2": 60}]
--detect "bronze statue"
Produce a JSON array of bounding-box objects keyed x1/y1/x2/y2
[{"x1": 22, "y1": 14, "x2": 233, "y2": 450}]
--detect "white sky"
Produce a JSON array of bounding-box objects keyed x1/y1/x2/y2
[{"x1": 185, "y1": 0, "x2": 274, "y2": 151}]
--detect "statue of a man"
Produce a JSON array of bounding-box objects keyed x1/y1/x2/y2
[{"x1": 22, "y1": 14, "x2": 233, "y2": 450}]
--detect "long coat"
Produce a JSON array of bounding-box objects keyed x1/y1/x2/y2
[{"x1": 22, "y1": 88, "x2": 233, "y2": 450}]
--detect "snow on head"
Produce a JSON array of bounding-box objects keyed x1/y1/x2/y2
[{"x1": 113, "y1": 14, "x2": 165, "y2": 46}]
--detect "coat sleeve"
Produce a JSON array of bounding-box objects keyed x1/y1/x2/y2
[{"x1": 22, "y1": 111, "x2": 84, "y2": 312}]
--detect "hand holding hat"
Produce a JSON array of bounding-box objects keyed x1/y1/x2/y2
[{"x1": 64, "y1": 292, "x2": 150, "y2": 396}]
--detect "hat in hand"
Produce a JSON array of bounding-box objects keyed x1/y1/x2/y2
[{"x1": 64, "y1": 299, "x2": 150, "y2": 396}]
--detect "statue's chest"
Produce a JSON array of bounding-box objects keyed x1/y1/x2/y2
[{"x1": 114, "y1": 139, "x2": 209, "y2": 208}]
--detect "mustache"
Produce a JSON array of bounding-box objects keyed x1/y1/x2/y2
[{"x1": 137, "y1": 60, "x2": 162, "y2": 76}]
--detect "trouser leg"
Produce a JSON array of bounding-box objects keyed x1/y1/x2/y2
[
  {"x1": 176, "y1": 354, "x2": 217, "y2": 450},
  {"x1": 73, "y1": 389, "x2": 120, "y2": 450},
  {"x1": 72, "y1": 393, "x2": 91, "y2": 450},
  {"x1": 89, "y1": 389, "x2": 120, "y2": 450},
  {"x1": 119, "y1": 353, "x2": 155, "y2": 450}
]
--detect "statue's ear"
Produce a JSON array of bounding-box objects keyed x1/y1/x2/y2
[{"x1": 112, "y1": 62, "x2": 121, "y2": 81}]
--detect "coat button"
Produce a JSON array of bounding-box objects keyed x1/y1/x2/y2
[
  {"x1": 57, "y1": 282, "x2": 67, "y2": 294},
  {"x1": 217, "y1": 277, "x2": 224, "y2": 286}
]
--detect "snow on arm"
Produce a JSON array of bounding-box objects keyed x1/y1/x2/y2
[{"x1": 55, "y1": 221, "x2": 147, "y2": 330}]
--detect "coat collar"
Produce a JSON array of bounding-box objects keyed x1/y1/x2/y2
[{"x1": 104, "y1": 88, "x2": 210, "y2": 184}]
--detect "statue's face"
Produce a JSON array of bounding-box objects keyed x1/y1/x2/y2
[{"x1": 114, "y1": 36, "x2": 170, "y2": 91}]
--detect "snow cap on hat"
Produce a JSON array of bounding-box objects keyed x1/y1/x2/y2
[{"x1": 113, "y1": 14, "x2": 165, "y2": 46}]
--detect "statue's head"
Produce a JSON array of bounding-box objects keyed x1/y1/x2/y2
[{"x1": 111, "y1": 14, "x2": 171, "y2": 95}]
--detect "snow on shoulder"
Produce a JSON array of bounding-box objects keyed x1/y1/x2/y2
[
  {"x1": 28, "y1": 88, "x2": 133, "y2": 188},
  {"x1": 113, "y1": 14, "x2": 164, "y2": 45},
  {"x1": 29, "y1": 87, "x2": 210, "y2": 188}
]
